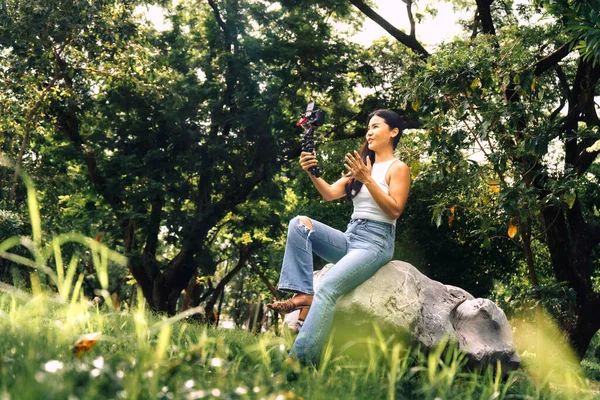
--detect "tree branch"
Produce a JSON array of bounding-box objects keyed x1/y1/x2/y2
[
  {"x1": 9, "y1": 70, "x2": 62, "y2": 201},
  {"x1": 549, "y1": 66, "x2": 569, "y2": 122},
  {"x1": 402, "y1": 0, "x2": 416, "y2": 38},
  {"x1": 143, "y1": 192, "x2": 165, "y2": 258},
  {"x1": 532, "y1": 42, "x2": 573, "y2": 77},
  {"x1": 207, "y1": 0, "x2": 229, "y2": 37},
  {"x1": 563, "y1": 60, "x2": 588, "y2": 167},
  {"x1": 62, "y1": 120, "x2": 126, "y2": 215},
  {"x1": 248, "y1": 259, "x2": 280, "y2": 299},
  {"x1": 160, "y1": 150, "x2": 270, "y2": 302},
  {"x1": 323, "y1": 111, "x2": 363, "y2": 137},
  {"x1": 563, "y1": 60, "x2": 600, "y2": 174},
  {"x1": 589, "y1": 223, "x2": 600, "y2": 248},
  {"x1": 575, "y1": 63, "x2": 600, "y2": 175},
  {"x1": 568, "y1": 294, "x2": 600, "y2": 359},
  {"x1": 541, "y1": 206, "x2": 588, "y2": 302},
  {"x1": 348, "y1": 0, "x2": 429, "y2": 57},
  {"x1": 474, "y1": 0, "x2": 496, "y2": 35},
  {"x1": 204, "y1": 245, "x2": 255, "y2": 316},
  {"x1": 443, "y1": 95, "x2": 488, "y2": 156},
  {"x1": 471, "y1": 9, "x2": 480, "y2": 39}
]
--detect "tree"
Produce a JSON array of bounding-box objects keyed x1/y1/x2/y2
[
  {"x1": 348, "y1": 0, "x2": 600, "y2": 357},
  {"x1": 0, "y1": 0, "x2": 360, "y2": 314}
]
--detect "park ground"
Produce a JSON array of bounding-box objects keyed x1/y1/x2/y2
[{"x1": 1, "y1": 288, "x2": 600, "y2": 400}]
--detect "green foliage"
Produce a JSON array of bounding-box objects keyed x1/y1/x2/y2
[
  {"x1": 0, "y1": 0, "x2": 363, "y2": 311},
  {"x1": 0, "y1": 207, "x2": 29, "y2": 288},
  {"x1": 490, "y1": 263, "x2": 579, "y2": 332},
  {"x1": 396, "y1": 160, "x2": 520, "y2": 296},
  {"x1": 354, "y1": 0, "x2": 599, "y2": 315},
  {"x1": 2, "y1": 289, "x2": 599, "y2": 399},
  {"x1": 541, "y1": 0, "x2": 600, "y2": 64},
  {"x1": 0, "y1": 157, "x2": 128, "y2": 306},
  {"x1": 582, "y1": 333, "x2": 600, "y2": 380}
]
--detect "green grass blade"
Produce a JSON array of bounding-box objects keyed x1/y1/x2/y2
[
  {"x1": 0, "y1": 236, "x2": 25, "y2": 254},
  {"x1": 70, "y1": 273, "x2": 85, "y2": 305},
  {"x1": 63, "y1": 255, "x2": 79, "y2": 302},
  {"x1": 53, "y1": 239, "x2": 65, "y2": 295}
]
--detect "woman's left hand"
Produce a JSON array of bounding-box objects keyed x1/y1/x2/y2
[{"x1": 344, "y1": 151, "x2": 372, "y2": 184}]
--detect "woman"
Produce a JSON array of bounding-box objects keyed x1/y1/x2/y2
[{"x1": 268, "y1": 109, "x2": 411, "y2": 365}]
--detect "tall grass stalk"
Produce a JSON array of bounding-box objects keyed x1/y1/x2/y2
[
  {"x1": 387, "y1": 342, "x2": 404, "y2": 400},
  {"x1": 1, "y1": 157, "x2": 127, "y2": 306}
]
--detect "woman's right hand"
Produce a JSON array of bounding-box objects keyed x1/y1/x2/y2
[
  {"x1": 300, "y1": 152, "x2": 318, "y2": 174},
  {"x1": 300, "y1": 151, "x2": 349, "y2": 201}
]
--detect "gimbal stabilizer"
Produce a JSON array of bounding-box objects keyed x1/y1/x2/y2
[{"x1": 296, "y1": 102, "x2": 325, "y2": 177}]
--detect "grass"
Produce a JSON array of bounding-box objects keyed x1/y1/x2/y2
[{"x1": 0, "y1": 289, "x2": 599, "y2": 400}]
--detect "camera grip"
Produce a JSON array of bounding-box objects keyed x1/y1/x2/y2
[{"x1": 302, "y1": 131, "x2": 322, "y2": 178}]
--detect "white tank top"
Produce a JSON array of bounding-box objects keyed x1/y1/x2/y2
[{"x1": 351, "y1": 158, "x2": 398, "y2": 225}]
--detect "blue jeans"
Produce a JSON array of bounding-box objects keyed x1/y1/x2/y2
[{"x1": 278, "y1": 216, "x2": 395, "y2": 364}]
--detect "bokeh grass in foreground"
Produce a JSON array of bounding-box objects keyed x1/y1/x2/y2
[{"x1": 1, "y1": 289, "x2": 599, "y2": 400}]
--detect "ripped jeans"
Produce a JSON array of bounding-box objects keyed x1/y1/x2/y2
[{"x1": 278, "y1": 216, "x2": 395, "y2": 365}]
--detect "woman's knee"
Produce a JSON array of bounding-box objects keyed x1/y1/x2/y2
[{"x1": 289, "y1": 215, "x2": 314, "y2": 232}]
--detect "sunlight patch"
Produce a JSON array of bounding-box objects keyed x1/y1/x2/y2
[{"x1": 512, "y1": 310, "x2": 589, "y2": 397}]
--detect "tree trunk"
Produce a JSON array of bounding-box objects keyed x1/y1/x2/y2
[
  {"x1": 204, "y1": 246, "x2": 253, "y2": 320},
  {"x1": 541, "y1": 200, "x2": 599, "y2": 358},
  {"x1": 216, "y1": 286, "x2": 226, "y2": 327},
  {"x1": 569, "y1": 296, "x2": 600, "y2": 358},
  {"x1": 249, "y1": 298, "x2": 263, "y2": 334}
]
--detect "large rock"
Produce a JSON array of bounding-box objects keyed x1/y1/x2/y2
[{"x1": 283, "y1": 260, "x2": 520, "y2": 371}]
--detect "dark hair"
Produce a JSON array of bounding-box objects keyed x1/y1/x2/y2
[{"x1": 345, "y1": 109, "x2": 403, "y2": 200}]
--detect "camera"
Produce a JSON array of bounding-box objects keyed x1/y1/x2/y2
[
  {"x1": 296, "y1": 102, "x2": 325, "y2": 177},
  {"x1": 296, "y1": 102, "x2": 325, "y2": 129}
]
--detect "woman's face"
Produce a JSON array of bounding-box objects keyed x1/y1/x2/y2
[{"x1": 366, "y1": 115, "x2": 397, "y2": 152}]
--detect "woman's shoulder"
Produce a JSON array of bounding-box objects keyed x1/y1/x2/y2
[
  {"x1": 390, "y1": 160, "x2": 409, "y2": 174},
  {"x1": 385, "y1": 160, "x2": 410, "y2": 183}
]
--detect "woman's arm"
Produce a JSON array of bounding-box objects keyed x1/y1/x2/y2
[
  {"x1": 300, "y1": 152, "x2": 349, "y2": 201},
  {"x1": 363, "y1": 162, "x2": 411, "y2": 219}
]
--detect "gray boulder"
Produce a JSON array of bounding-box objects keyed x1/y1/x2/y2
[{"x1": 283, "y1": 260, "x2": 520, "y2": 371}]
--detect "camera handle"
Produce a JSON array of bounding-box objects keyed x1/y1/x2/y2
[{"x1": 301, "y1": 125, "x2": 322, "y2": 178}]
